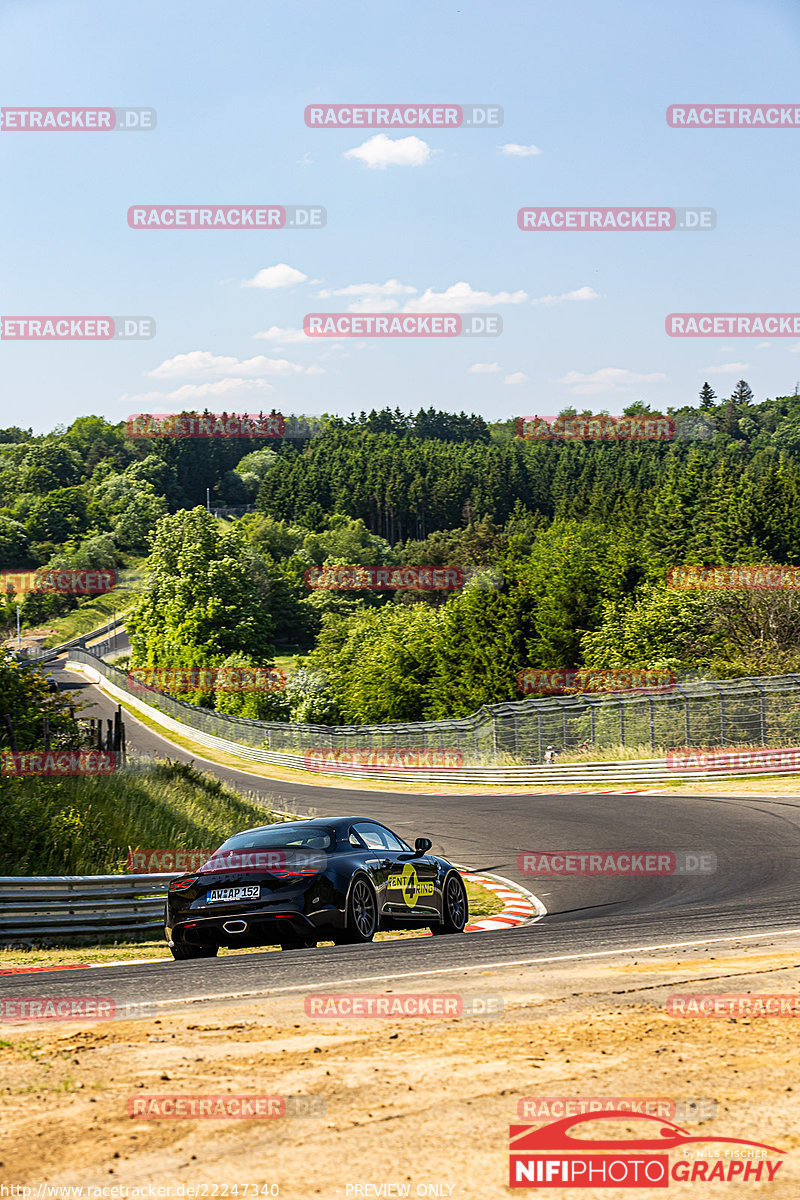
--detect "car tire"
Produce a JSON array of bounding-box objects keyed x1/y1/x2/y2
[
  {"x1": 170, "y1": 943, "x2": 218, "y2": 960},
  {"x1": 431, "y1": 872, "x2": 468, "y2": 935},
  {"x1": 334, "y1": 875, "x2": 378, "y2": 944}
]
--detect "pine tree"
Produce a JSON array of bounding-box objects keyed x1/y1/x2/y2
[{"x1": 699, "y1": 382, "x2": 716, "y2": 409}]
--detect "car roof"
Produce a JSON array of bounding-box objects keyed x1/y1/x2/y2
[{"x1": 232, "y1": 816, "x2": 395, "y2": 837}]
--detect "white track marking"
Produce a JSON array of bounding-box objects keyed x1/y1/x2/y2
[{"x1": 93, "y1": 926, "x2": 800, "y2": 1012}]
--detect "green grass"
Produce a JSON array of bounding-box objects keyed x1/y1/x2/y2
[
  {"x1": 464, "y1": 879, "x2": 504, "y2": 917},
  {"x1": 533, "y1": 743, "x2": 666, "y2": 764},
  {"x1": 0, "y1": 759, "x2": 280, "y2": 875},
  {"x1": 272, "y1": 653, "x2": 301, "y2": 676},
  {"x1": 538, "y1": 740, "x2": 800, "y2": 765}
]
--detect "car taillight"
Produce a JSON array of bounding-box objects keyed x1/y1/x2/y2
[
  {"x1": 271, "y1": 870, "x2": 319, "y2": 880},
  {"x1": 168, "y1": 876, "x2": 198, "y2": 892}
]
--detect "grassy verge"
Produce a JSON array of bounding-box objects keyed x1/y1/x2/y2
[
  {"x1": 0, "y1": 759, "x2": 279, "y2": 876},
  {"x1": 547, "y1": 740, "x2": 800, "y2": 765}
]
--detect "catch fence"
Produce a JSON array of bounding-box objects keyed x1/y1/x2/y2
[{"x1": 67, "y1": 651, "x2": 800, "y2": 764}]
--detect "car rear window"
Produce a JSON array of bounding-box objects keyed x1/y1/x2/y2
[{"x1": 218, "y1": 825, "x2": 335, "y2": 851}]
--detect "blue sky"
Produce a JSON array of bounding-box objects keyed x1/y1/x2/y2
[{"x1": 0, "y1": 0, "x2": 798, "y2": 434}]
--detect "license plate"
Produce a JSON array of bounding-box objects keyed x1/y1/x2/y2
[{"x1": 207, "y1": 886, "x2": 260, "y2": 903}]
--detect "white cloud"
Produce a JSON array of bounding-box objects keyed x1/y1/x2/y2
[
  {"x1": 500, "y1": 143, "x2": 542, "y2": 156},
  {"x1": 404, "y1": 281, "x2": 528, "y2": 312},
  {"x1": 317, "y1": 279, "x2": 417, "y2": 300},
  {"x1": 757, "y1": 341, "x2": 770, "y2": 349},
  {"x1": 121, "y1": 378, "x2": 276, "y2": 409},
  {"x1": 242, "y1": 264, "x2": 308, "y2": 289},
  {"x1": 504, "y1": 372, "x2": 529, "y2": 385},
  {"x1": 531, "y1": 286, "x2": 599, "y2": 307},
  {"x1": 316, "y1": 279, "x2": 418, "y2": 313},
  {"x1": 254, "y1": 326, "x2": 308, "y2": 344},
  {"x1": 146, "y1": 351, "x2": 317, "y2": 379},
  {"x1": 791, "y1": 342, "x2": 800, "y2": 354},
  {"x1": 468, "y1": 362, "x2": 502, "y2": 374},
  {"x1": 557, "y1": 367, "x2": 667, "y2": 396},
  {"x1": 343, "y1": 134, "x2": 432, "y2": 169},
  {"x1": 700, "y1": 361, "x2": 750, "y2": 374}
]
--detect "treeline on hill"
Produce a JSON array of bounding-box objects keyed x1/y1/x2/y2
[
  {"x1": 0, "y1": 410, "x2": 324, "y2": 628},
  {"x1": 0, "y1": 407, "x2": 482, "y2": 629},
  {"x1": 6, "y1": 384, "x2": 800, "y2": 724}
]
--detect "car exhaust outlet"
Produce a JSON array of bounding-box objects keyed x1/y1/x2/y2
[{"x1": 223, "y1": 920, "x2": 247, "y2": 934}]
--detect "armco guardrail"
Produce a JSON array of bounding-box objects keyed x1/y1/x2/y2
[
  {"x1": 0, "y1": 874, "x2": 175, "y2": 940},
  {"x1": 13, "y1": 615, "x2": 128, "y2": 665},
  {"x1": 66, "y1": 650, "x2": 800, "y2": 764},
  {"x1": 65, "y1": 654, "x2": 800, "y2": 784}
]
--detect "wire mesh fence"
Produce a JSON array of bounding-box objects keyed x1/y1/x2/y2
[{"x1": 68, "y1": 651, "x2": 800, "y2": 765}]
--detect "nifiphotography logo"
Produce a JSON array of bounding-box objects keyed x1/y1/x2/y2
[
  {"x1": 509, "y1": 1112, "x2": 784, "y2": 1187},
  {"x1": 386, "y1": 863, "x2": 435, "y2": 908}
]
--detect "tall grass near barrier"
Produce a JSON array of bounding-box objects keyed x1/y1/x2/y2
[{"x1": 0, "y1": 760, "x2": 279, "y2": 875}]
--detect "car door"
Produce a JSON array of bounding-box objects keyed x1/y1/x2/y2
[
  {"x1": 348, "y1": 822, "x2": 395, "y2": 905},
  {"x1": 376, "y1": 827, "x2": 440, "y2": 920}
]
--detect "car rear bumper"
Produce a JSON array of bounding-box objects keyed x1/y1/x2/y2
[{"x1": 167, "y1": 902, "x2": 342, "y2": 949}]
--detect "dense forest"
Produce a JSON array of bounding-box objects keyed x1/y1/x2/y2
[{"x1": 4, "y1": 381, "x2": 800, "y2": 724}]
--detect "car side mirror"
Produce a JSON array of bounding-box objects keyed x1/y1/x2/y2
[{"x1": 414, "y1": 837, "x2": 432, "y2": 855}]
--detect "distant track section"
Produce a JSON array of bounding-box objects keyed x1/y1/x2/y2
[{"x1": 66, "y1": 656, "x2": 800, "y2": 787}]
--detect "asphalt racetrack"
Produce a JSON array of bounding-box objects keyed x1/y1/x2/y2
[{"x1": 6, "y1": 657, "x2": 799, "y2": 1012}]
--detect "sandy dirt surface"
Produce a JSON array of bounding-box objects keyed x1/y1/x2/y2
[{"x1": 2, "y1": 935, "x2": 800, "y2": 1198}]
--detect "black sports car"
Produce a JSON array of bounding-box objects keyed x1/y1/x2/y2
[{"x1": 165, "y1": 816, "x2": 469, "y2": 959}]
